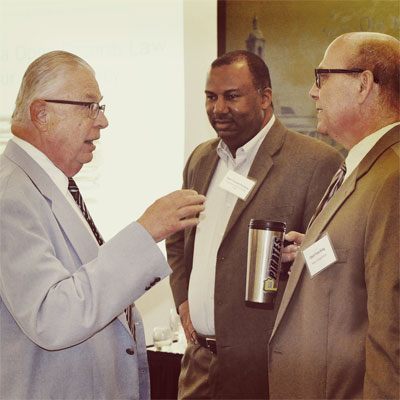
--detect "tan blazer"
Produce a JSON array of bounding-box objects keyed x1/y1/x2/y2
[
  {"x1": 268, "y1": 126, "x2": 400, "y2": 399},
  {"x1": 167, "y1": 118, "x2": 343, "y2": 399}
]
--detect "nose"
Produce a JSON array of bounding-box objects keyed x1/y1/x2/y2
[
  {"x1": 213, "y1": 96, "x2": 228, "y2": 114},
  {"x1": 309, "y1": 83, "x2": 319, "y2": 100},
  {"x1": 96, "y1": 110, "x2": 109, "y2": 129}
]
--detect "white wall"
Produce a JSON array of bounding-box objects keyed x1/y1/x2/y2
[
  {"x1": 0, "y1": 0, "x2": 217, "y2": 344},
  {"x1": 183, "y1": 0, "x2": 218, "y2": 161}
]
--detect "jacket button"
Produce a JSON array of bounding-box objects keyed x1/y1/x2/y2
[{"x1": 126, "y1": 348, "x2": 135, "y2": 355}]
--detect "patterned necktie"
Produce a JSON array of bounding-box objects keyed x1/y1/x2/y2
[
  {"x1": 68, "y1": 178, "x2": 104, "y2": 246},
  {"x1": 307, "y1": 161, "x2": 347, "y2": 229},
  {"x1": 68, "y1": 178, "x2": 135, "y2": 336}
]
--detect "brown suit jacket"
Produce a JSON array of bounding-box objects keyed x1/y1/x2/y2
[
  {"x1": 268, "y1": 126, "x2": 400, "y2": 399},
  {"x1": 167, "y1": 118, "x2": 343, "y2": 399}
]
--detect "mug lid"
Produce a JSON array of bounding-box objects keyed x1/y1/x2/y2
[{"x1": 248, "y1": 219, "x2": 286, "y2": 231}]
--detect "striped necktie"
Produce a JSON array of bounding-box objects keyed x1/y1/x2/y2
[
  {"x1": 68, "y1": 178, "x2": 135, "y2": 337},
  {"x1": 68, "y1": 178, "x2": 104, "y2": 246},
  {"x1": 307, "y1": 161, "x2": 347, "y2": 229}
]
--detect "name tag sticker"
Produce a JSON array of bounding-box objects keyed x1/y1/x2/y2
[
  {"x1": 219, "y1": 170, "x2": 256, "y2": 200},
  {"x1": 302, "y1": 233, "x2": 338, "y2": 278}
]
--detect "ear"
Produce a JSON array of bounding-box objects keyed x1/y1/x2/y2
[
  {"x1": 260, "y1": 87, "x2": 273, "y2": 110},
  {"x1": 30, "y1": 100, "x2": 48, "y2": 131},
  {"x1": 358, "y1": 70, "x2": 375, "y2": 104}
]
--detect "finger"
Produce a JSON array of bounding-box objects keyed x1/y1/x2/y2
[
  {"x1": 282, "y1": 252, "x2": 297, "y2": 263},
  {"x1": 170, "y1": 189, "x2": 200, "y2": 197},
  {"x1": 176, "y1": 194, "x2": 206, "y2": 209},
  {"x1": 282, "y1": 245, "x2": 300, "y2": 262},
  {"x1": 166, "y1": 190, "x2": 205, "y2": 206},
  {"x1": 282, "y1": 244, "x2": 299, "y2": 253},
  {"x1": 190, "y1": 330, "x2": 198, "y2": 344},
  {"x1": 284, "y1": 231, "x2": 299, "y2": 241},
  {"x1": 174, "y1": 217, "x2": 202, "y2": 231},
  {"x1": 180, "y1": 189, "x2": 201, "y2": 196},
  {"x1": 176, "y1": 204, "x2": 206, "y2": 220},
  {"x1": 284, "y1": 231, "x2": 304, "y2": 244}
]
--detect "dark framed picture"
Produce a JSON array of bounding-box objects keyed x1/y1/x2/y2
[{"x1": 218, "y1": 0, "x2": 399, "y2": 154}]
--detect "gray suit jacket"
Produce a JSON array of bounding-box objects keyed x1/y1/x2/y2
[
  {"x1": 167, "y1": 118, "x2": 343, "y2": 399},
  {"x1": 0, "y1": 141, "x2": 171, "y2": 400},
  {"x1": 268, "y1": 126, "x2": 400, "y2": 399}
]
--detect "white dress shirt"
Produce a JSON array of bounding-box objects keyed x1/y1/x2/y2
[
  {"x1": 344, "y1": 121, "x2": 400, "y2": 182},
  {"x1": 188, "y1": 115, "x2": 276, "y2": 335},
  {"x1": 11, "y1": 136, "x2": 98, "y2": 244}
]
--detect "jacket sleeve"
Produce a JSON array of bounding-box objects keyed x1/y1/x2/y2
[{"x1": 363, "y1": 168, "x2": 400, "y2": 399}]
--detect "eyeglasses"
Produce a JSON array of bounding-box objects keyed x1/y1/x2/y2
[
  {"x1": 44, "y1": 100, "x2": 106, "y2": 119},
  {"x1": 314, "y1": 68, "x2": 379, "y2": 89}
]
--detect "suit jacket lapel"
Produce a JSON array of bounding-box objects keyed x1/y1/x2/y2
[
  {"x1": 4, "y1": 141, "x2": 99, "y2": 265},
  {"x1": 270, "y1": 173, "x2": 357, "y2": 338},
  {"x1": 270, "y1": 126, "x2": 400, "y2": 340},
  {"x1": 51, "y1": 197, "x2": 99, "y2": 264},
  {"x1": 222, "y1": 118, "x2": 286, "y2": 242},
  {"x1": 192, "y1": 141, "x2": 220, "y2": 195},
  {"x1": 183, "y1": 142, "x2": 220, "y2": 253}
]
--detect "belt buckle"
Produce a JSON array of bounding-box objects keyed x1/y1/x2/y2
[{"x1": 205, "y1": 338, "x2": 216, "y2": 353}]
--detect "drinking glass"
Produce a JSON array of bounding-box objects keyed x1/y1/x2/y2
[
  {"x1": 152, "y1": 326, "x2": 172, "y2": 351},
  {"x1": 169, "y1": 308, "x2": 182, "y2": 341}
]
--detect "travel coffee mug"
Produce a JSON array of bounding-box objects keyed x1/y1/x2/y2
[{"x1": 245, "y1": 219, "x2": 286, "y2": 308}]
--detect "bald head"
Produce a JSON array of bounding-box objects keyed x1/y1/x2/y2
[
  {"x1": 330, "y1": 32, "x2": 400, "y2": 113},
  {"x1": 309, "y1": 32, "x2": 399, "y2": 149}
]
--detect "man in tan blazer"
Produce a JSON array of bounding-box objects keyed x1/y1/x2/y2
[
  {"x1": 166, "y1": 50, "x2": 343, "y2": 399},
  {"x1": 269, "y1": 32, "x2": 399, "y2": 399}
]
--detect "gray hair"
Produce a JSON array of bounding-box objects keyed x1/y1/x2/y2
[{"x1": 12, "y1": 50, "x2": 94, "y2": 123}]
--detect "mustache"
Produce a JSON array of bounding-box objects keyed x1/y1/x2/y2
[{"x1": 212, "y1": 116, "x2": 234, "y2": 123}]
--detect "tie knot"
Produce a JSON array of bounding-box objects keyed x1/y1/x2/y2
[
  {"x1": 68, "y1": 177, "x2": 79, "y2": 193},
  {"x1": 340, "y1": 161, "x2": 347, "y2": 173}
]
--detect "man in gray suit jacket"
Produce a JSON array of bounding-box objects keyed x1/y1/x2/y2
[
  {"x1": 0, "y1": 50, "x2": 205, "y2": 400},
  {"x1": 166, "y1": 50, "x2": 343, "y2": 399},
  {"x1": 269, "y1": 32, "x2": 399, "y2": 399}
]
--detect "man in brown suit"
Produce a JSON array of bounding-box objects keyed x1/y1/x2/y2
[
  {"x1": 166, "y1": 50, "x2": 343, "y2": 399},
  {"x1": 269, "y1": 32, "x2": 399, "y2": 399}
]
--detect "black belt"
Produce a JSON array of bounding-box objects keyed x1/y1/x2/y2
[{"x1": 196, "y1": 335, "x2": 217, "y2": 354}]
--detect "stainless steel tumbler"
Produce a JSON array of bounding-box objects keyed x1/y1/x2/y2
[{"x1": 245, "y1": 220, "x2": 286, "y2": 308}]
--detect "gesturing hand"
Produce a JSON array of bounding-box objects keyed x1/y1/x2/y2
[{"x1": 137, "y1": 189, "x2": 206, "y2": 243}]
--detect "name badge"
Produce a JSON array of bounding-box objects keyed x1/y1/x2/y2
[
  {"x1": 302, "y1": 233, "x2": 337, "y2": 278},
  {"x1": 219, "y1": 170, "x2": 256, "y2": 200}
]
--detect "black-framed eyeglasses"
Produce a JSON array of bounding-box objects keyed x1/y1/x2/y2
[
  {"x1": 44, "y1": 100, "x2": 106, "y2": 119},
  {"x1": 314, "y1": 68, "x2": 379, "y2": 89}
]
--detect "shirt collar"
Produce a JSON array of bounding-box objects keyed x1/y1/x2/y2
[
  {"x1": 344, "y1": 121, "x2": 400, "y2": 181},
  {"x1": 11, "y1": 136, "x2": 69, "y2": 195},
  {"x1": 217, "y1": 114, "x2": 276, "y2": 168}
]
